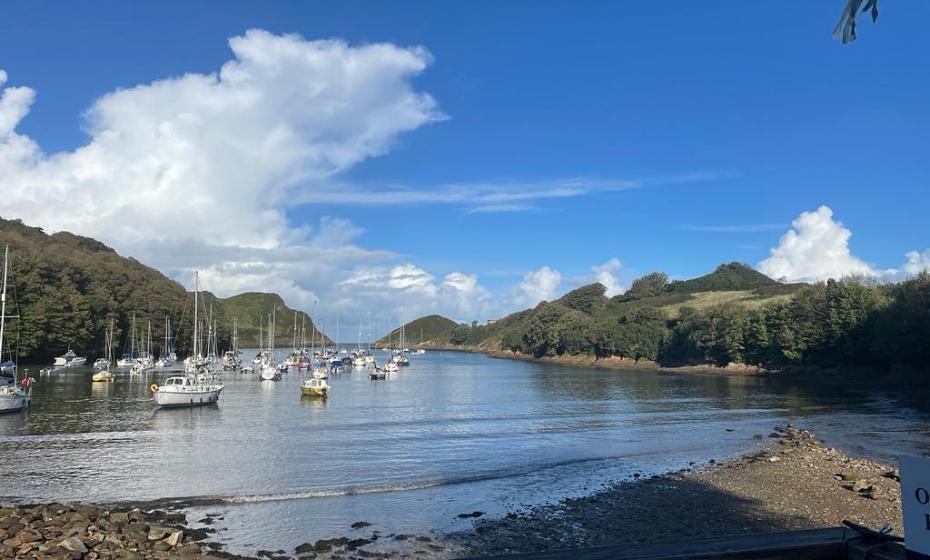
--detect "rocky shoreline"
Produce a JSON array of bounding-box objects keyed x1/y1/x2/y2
[
  {"x1": 0, "y1": 504, "x2": 232, "y2": 559},
  {"x1": 1, "y1": 426, "x2": 905, "y2": 560},
  {"x1": 415, "y1": 346, "x2": 895, "y2": 379}
]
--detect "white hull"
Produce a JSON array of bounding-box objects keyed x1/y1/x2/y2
[
  {"x1": 154, "y1": 386, "x2": 222, "y2": 408},
  {"x1": 53, "y1": 358, "x2": 86, "y2": 367},
  {"x1": 0, "y1": 391, "x2": 30, "y2": 414}
]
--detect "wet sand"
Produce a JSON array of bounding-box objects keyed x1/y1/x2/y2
[{"x1": 451, "y1": 425, "x2": 903, "y2": 557}]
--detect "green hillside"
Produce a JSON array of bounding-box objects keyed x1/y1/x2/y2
[
  {"x1": 422, "y1": 262, "x2": 930, "y2": 374},
  {"x1": 0, "y1": 217, "x2": 325, "y2": 361},
  {"x1": 403, "y1": 264, "x2": 825, "y2": 366},
  {"x1": 376, "y1": 314, "x2": 457, "y2": 347},
  {"x1": 213, "y1": 292, "x2": 329, "y2": 349},
  {"x1": 667, "y1": 262, "x2": 779, "y2": 293}
]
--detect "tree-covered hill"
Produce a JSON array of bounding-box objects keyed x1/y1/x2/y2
[
  {"x1": 0, "y1": 218, "x2": 325, "y2": 362},
  {"x1": 667, "y1": 262, "x2": 780, "y2": 293},
  {"x1": 214, "y1": 292, "x2": 330, "y2": 349},
  {"x1": 412, "y1": 263, "x2": 930, "y2": 374},
  {"x1": 376, "y1": 314, "x2": 457, "y2": 348}
]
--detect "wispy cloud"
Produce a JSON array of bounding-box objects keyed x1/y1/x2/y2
[
  {"x1": 673, "y1": 223, "x2": 788, "y2": 233},
  {"x1": 466, "y1": 203, "x2": 539, "y2": 214},
  {"x1": 296, "y1": 170, "x2": 736, "y2": 214}
]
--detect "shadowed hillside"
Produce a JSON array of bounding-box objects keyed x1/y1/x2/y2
[
  {"x1": 0, "y1": 217, "x2": 326, "y2": 361},
  {"x1": 376, "y1": 315, "x2": 458, "y2": 348}
]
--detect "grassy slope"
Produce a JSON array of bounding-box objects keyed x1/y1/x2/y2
[
  {"x1": 376, "y1": 314, "x2": 458, "y2": 347},
  {"x1": 415, "y1": 263, "x2": 807, "y2": 350}
]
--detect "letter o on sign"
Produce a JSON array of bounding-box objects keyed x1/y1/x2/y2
[{"x1": 918, "y1": 487, "x2": 930, "y2": 505}]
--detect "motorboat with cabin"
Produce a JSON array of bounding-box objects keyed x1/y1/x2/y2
[
  {"x1": 151, "y1": 272, "x2": 223, "y2": 408},
  {"x1": 300, "y1": 376, "x2": 330, "y2": 397},
  {"x1": 53, "y1": 349, "x2": 86, "y2": 368}
]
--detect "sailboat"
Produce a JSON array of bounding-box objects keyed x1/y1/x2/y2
[
  {"x1": 152, "y1": 271, "x2": 224, "y2": 407},
  {"x1": 117, "y1": 314, "x2": 137, "y2": 367},
  {"x1": 260, "y1": 306, "x2": 281, "y2": 381},
  {"x1": 284, "y1": 311, "x2": 300, "y2": 367},
  {"x1": 92, "y1": 319, "x2": 116, "y2": 383},
  {"x1": 130, "y1": 320, "x2": 155, "y2": 375},
  {"x1": 155, "y1": 317, "x2": 176, "y2": 367},
  {"x1": 0, "y1": 246, "x2": 32, "y2": 414},
  {"x1": 223, "y1": 317, "x2": 243, "y2": 371}
]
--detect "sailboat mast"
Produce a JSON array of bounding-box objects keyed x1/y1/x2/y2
[
  {"x1": 193, "y1": 272, "x2": 199, "y2": 359},
  {"x1": 0, "y1": 246, "x2": 9, "y2": 381},
  {"x1": 293, "y1": 311, "x2": 297, "y2": 352},
  {"x1": 270, "y1": 306, "x2": 276, "y2": 355},
  {"x1": 131, "y1": 313, "x2": 136, "y2": 357}
]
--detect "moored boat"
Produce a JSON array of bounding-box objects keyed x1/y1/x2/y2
[
  {"x1": 152, "y1": 375, "x2": 222, "y2": 407},
  {"x1": 0, "y1": 246, "x2": 31, "y2": 414},
  {"x1": 92, "y1": 320, "x2": 116, "y2": 383},
  {"x1": 53, "y1": 349, "x2": 86, "y2": 368},
  {"x1": 300, "y1": 377, "x2": 329, "y2": 397},
  {"x1": 152, "y1": 271, "x2": 223, "y2": 408}
]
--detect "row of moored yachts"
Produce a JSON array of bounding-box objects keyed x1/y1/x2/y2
[{"x1": 0, "y1": 252, "x2": 425, "y2": 414}]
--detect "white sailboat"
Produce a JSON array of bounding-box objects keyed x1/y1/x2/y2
[
  {"x1": 130, "y1": 320, "x2": 155, "y2": 375},
  {"x1": 260, "y1": 306, "x2": 281, "y2": 381},
  {"x1": 152, "y1": 271, "x2": 223, "y2": 407},
  {"x1": 117, "y1": 314, "x2": 137, "y2": 367},
  {"x1": 92, "y1": 319, "x2": 116, "y2": 383},
  {"x1": 0, "y1": 246, "x2": 31, "y2": 414},
  {"x1": 155, "y1": 316, "x2": 176, "y2": 368}
]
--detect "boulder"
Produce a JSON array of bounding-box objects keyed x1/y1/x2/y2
[
  {"x1": 16, "y1": 529, "x2": 42, "y2": 543},
  {"x1": 59, "y1": 536, "x2": 89, "y2": 554},
  {"x1": 147, "y1": 526, "x2": 172, "y2": 541},
  {"x1": 852, "y1": 479, "x2": 870, "y2": 492},
  {"x1": 165, "y1": 530, "x2": 183, "y2": 547}
]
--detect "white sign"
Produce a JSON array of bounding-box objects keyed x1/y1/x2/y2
[{"x1": 901, "y1": 455, "x2": 930, "y2": 559}]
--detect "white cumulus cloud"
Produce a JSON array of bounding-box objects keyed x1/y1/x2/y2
[
  {"x1": 758, "y1": 206, "x2": 876, "y2": 282},
  {"x1": 510, "y1": 266, "x2": 562, "y2": 308},
  {"x1": 0, "y1": 30, "x2": 453, "y2": 331},
  {"x1": 901, "y1": 250, "x2": 930, "y2": 276},
  {"x1": 338, "y1": 265, "x2": 492, "y2": 323},
  {"x1": 590, "y1": 258, "x2": 624, "y2": 296}
]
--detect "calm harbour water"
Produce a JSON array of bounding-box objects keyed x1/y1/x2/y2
[{"x1": 1, "y1": 350, "x2": 928, "y2": 554}]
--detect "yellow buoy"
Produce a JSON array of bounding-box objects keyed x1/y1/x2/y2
[{"x1": 150, "y1": 383, "x2": 159, "y2": 393}]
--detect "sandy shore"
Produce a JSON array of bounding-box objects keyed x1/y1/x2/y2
[{"x1": 0, "y1": 426, "x2": 904, "y2": 559}]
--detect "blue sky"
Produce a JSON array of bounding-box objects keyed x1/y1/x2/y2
[{"x1": 1, "y1": 1, "x2": 929, "y2": 326}]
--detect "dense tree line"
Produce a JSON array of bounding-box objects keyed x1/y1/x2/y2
[{"x1": 458, "y1": 268, "x2": 930, "y2": 373}]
